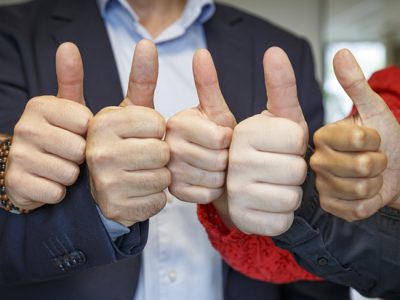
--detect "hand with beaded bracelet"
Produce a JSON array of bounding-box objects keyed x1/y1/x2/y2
[{"x1": 3, "y1": 43, "x2": 92, "y2": 212}]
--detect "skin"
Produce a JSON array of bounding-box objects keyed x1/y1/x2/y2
[
  {"x1": 165, "y1": 49, "x2": 236, "y2": 228},
  {"x1": 311, "y1": 49, "x2": 400, "y2": 221},
  {"x1": 227, "y1": 47, "x2": 309, "y2": 236},
  {"x1": 127, "y1": 0, "x2": 186, "y2": 38},
  {"x1": 6, "y1": 41, "x2": 170, "y2": 227},
  {"x1": 5, "y1": 43, "x2": 93, "y2": 210}
]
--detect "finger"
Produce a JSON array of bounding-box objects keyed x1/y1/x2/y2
[
  {"x1": 8, "y1": 172, "x2": 66, "y2": 206},
  {"x1": 240, "y1": 114, "x2": 306, "y2": 155},
  {"x1": 99, "y1": 192, "x2": 167, "y2": 226},
  {"x1": 37, "y1": 125, "x2": 86, "y2": 163},
  {"x1": 95, "y1": 138, "x2": 170, "y2": 171},
  {"x1": 34, "y1": 96, "x2": 92, "y2": 135},
  {"x1": 333, "y1": 49, "x2": 390, "y2": 121},
  {"x1": 169, "y1": 140, "x2": 228, "y2": 171},
  {"x1": 169, "y1": 160, "x2": 226, "y2": 188},
  {"x1": 229, "y1": 207, "x2": 293, "y2": 236},
  {"x1": 56, "y1": 42, "x2": 85, "y2": 105},
  {"x1": 91, "y1": 106, "x2": 165, "y2": 139},
  {"x1": 23, "y1": 151, "x2": 80, "y2": 186},
  {"x1": 168, "y1": 182, "x2": 224, "y2": 204},
  {"x1": 123, "y1": 40, "x2": 158, "y2": 108},
  {"x1": 230, "y1": 151, "x2": 307, "y2": 186},
  {"x1": 98, "y1": 168, "x2": 171, "y2": 199},
  {"x1": 313, "y1": 122, "x2": 381, "y2": 152},
  {"x1": 316, "y1": 173, "x2": 383, "y2": 201},
  {"x1": 320, "y1": 194, "x2": 383, "y2": 221},
  {"x1": 167, "y1": 114, "x2": 232, "y2": 150},
  {"x1": 230, "y1": 182, "x2": 302, "y2": 213},
  {"x1": 311, "y1": 149, "x2": 387, "y2": 178},
  {"x1": 193, "y1": 49, "x2": 235, "y2": 128},
  {"x1": 263, "y1": 47, "x2": 306, "y2": 126}
]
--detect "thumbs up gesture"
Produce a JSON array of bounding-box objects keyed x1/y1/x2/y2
[
  {"x1": 166, "y1": 49, "x2": 236, "y2": 206},
  {"x1": 5, "y1": 43, "x2": 93, "y2": 210},
  {"x1": 227, "y1": 47, "x2": 308, "y2": 236},
  {"x1": 86, "y1": 40, "x2": 170, "y2": 226},
  {"x1": 310, "y1": 49, "x2": 400, "y2": 221}
]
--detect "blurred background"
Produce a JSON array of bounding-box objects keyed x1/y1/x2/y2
[{"x1": 0, "y1": 0, "x2": 394, "y2": 299}]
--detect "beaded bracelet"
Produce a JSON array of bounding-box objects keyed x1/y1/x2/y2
[{"x1": 0, "y1": 138, "x2": 30, "y2": 214}]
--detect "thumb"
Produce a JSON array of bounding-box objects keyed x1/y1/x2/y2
[
  {"x1": 56, "y1": 42, "x2": 86, "y2": 105},
  {"x1": 193, "y1": 49, "x2": 235, "y2": 128},
  {"x1": 122, "y1": 39, "x2": 158, "y2": 108},
  {"x1": 264, "y1": 47, "x2": 306, "y2": 126},
  {"x1": 333, "y1": 49, "x2": 390, "y2": 121}
]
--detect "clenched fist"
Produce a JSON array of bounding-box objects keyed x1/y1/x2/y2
[
  {"x1": 5, "y1": 43, "x2": 93, "y2": 210},
  {"x1": 227, "y1": 47, "x2": 308, "y2": 236},
  {"x1": 86, "y1": 40, "x2": 171, "y2": 227},
  {"x1": 311, "y1": 49, "x2": 400, "y2": 221}
]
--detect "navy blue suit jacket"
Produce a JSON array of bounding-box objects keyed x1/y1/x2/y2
[{"x1": 0, "y1": 1, "x2": 399, "y2": 300}]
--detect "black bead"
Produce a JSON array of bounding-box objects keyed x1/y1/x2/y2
[
  {"x1": 0, "y1": 186, "x2": 6, "y2": 195},
  {"x1": 0, "y1": 164, "x2": 5, "y2": 172}
]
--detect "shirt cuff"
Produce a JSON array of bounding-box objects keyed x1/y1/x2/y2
[{"x1": 96, "y1": 206, "x2": 130, "y2": 241}]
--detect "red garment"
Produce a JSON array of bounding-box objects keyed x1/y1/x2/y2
[
  {"x1": 351, "y1": 65, "x2": 400, "y2": 121},
  {"x1": 197, "y1": 203, "x2": 320, "y2": 283},
  {"x1": 198, "y1": 66, "x2": 400, "y2": 284}
]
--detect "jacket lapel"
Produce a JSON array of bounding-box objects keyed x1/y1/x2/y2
[
  {"x1": 204, "y1": 5, "x2": 255, "y2": 122},
  {"x1": 51, "y1": 0, "x2": 123, "y2": 114}
]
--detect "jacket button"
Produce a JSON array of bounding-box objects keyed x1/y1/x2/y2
[{"x1": 317, "y1": 257, "x2": 328, "y2": 266}]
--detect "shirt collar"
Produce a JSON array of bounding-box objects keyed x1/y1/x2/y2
[{"x1": 97, "y1": 0, "x2": 215, "y2": 26}]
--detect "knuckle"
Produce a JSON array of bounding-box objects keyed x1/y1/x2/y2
[
  {"x1": 13, "y1": 122, "x2": 36, "y2": 140},
  {"x1": 313, "y1": 127, "x2": 324, "y2": 147},
  {"x1": 4, "y1": 170, "x2": 19, "y2": 192},
  {"x1": 158, "y1": 142, "x2": 171, "y2": 166},
  {"x1": 269, "y1": 214, "x2": 294, "y2": 236},
  {"x1": 214, "y1": 150, "x2": 228, "y2": 171},
  {"x1": 73, "y1": 139, "x2": 86, "y2": 163},
  {"x1": 319, "y1": 195, "x2": 333, "y2": 213},
  {"x1": 212, "y1": 172, "x2": 226, "y2": 188},
  {"x1": 63, "y1": 164, "x2": 80, "y2": 186},
  {"x1": 291, "y1": 124, "x2": 307, "y2": 154},
  {"x1": 309, "y1": 153, "x2": 321, "y2": 172},
  {"x1": 291, "y1": 158, "x2": 307, "y2": 184},
  {"x1": 355, "y1": 181, "x2": 369, "y2": 199},
  {"x1": 353, "y1": 202, "x2": 373, "y2": 220},
  {"x1": 86, "y1": 147, "x2": 112, "y2": 167},
  {"x1": 352, "y1": 128, "x2": 367, "y2": 149},
  {"x1": 356, "y1": 154, "x2": 373, "y2": 177},
  {"x1": 45, "y1": 185, "x2": 66, "y2": 204},
  {"x1": 212, "y1": 128, "x2": 227, "y2": 149},
  {"x1": 283, "y1": 187, "x2": 302, "y2": 211},
  {"x1": 26, "y1": 97, "x2": 45, "y2": 110}
]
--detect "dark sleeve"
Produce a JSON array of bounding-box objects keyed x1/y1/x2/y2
[
  {"x1": 0, "y1": 14, "x2": 147, "y2": 285},
  {"x1": 296, "y1": 39, "x2": 324, "y2": 139},
  {"x1": 273, "y1": 149, "x2": 400, "y2": 300}
]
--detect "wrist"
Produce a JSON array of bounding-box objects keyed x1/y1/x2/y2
[{"x1": 0, "y1": 138, "x2": 30, "y2": 214}]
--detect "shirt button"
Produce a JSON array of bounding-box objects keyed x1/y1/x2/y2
[
  {"x1": 168, "y1": 270, "x2": 177, "y2": 283},
  {"x1": 317, "y1": 257, "x2": 328, "y2": 266}
]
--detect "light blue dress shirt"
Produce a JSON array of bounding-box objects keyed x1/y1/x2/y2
[{"x1": 97, "y1": 0, "x2": 223, "y2": 299}]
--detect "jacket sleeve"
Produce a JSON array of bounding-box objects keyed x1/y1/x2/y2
[
  {"x1": 273, "y1": 148, "x2": 400, "y2": 300},
  {"x1": 0, "y1": 12, "x2": 148, "y2": 286}
]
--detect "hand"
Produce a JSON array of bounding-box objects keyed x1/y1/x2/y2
[
  {"x1": 86, "y1": 40, "x2": 171, "y2": 227},
  {"x1": 227, "y1": 47, "x2": 308, "y2": 236},
  {"x1": 310, "y1": 49, "x2": 400, "y2": 221},
  {"x1": 5, "y1": 43, "x2": 93, "y2": 210},
  {"x1": 166, "y1": 49, "x2": 236, "y2": 208}
]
